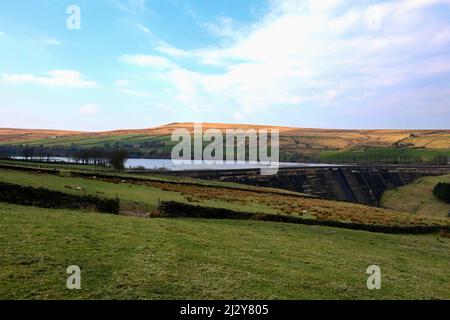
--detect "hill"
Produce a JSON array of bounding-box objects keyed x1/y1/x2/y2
[
  {"x1": 1, "y1": 123, "x2": 450, "y2": 163},
  {"x1": 1, "y1": 202, "x2": 449, "y2": 299},
  {"x1": 381, "y1": 174, "x2": 450, "y2": 218},
  {"x1": 0, "y1": 128, "x2": 82, "y2": 143}
]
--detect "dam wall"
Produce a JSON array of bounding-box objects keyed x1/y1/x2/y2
[{"x1": 161, "y1": 165, "x2": 450, "y2": 206}]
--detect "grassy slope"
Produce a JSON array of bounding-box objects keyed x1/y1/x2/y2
[
  {"x1": 381, "y1": 174, "x2": 450, "y2": 218},
  {"x1": 0, "y1": 159, "x2": 306, "y2": 194},
  {"x1": 1, "y1": 167, "x2": 448, "y2": 227},
  {"x1": 0, "y1": 168, "x2": 280, "y2": 215},
  {"x1": 2, "y1": 124, "x2": 450, "y2": 161},
  {"x1": 319, "y1": 148, "x2": 450, "y2": 163},
  {"x1": 0, "y1": 203, "x2": 449, "y2": 300}
]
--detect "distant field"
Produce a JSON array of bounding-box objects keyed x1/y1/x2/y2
[
  {"x1": 1, "y1": 202, "x2": 449, "y2": 300},
  {"x1": 382, "y1": 174, "x2": 450, "y2": 218},
  {"x1": 319, "y1": 148, "x2": 450, "y2": 164},
  {"x1": 1, "y1": 123, "x2": 450, "y2": 163}
]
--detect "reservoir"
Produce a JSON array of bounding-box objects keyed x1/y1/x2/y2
[{"x1": 10, "y1": 157, "x2": 338, "y2": 171}]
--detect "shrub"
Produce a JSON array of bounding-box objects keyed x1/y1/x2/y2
[
  {"x1": 440, "y1": 228, "x2": 450, "y2": 239},
  {"x1": 159, "y1": 201, "x2": 444, "y2": 234},
  {"x1": 433, "y1": 183, "x2": 450, "y2": 204},
  {"x1": 108, "y1": 149, "x2": 129, "y2": 171},
  {"x1": 0, "y1": 182, "x2": 119, "y2": 214}
]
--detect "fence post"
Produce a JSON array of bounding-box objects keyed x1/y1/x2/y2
[{"x1": 157, "y1": 198, "x2": 161, "y2": 213}]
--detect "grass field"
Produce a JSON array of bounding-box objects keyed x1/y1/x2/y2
[
  {"x1": 319, "y1": 148, "x2": 450, "y2": 164},
  {"x1": 0, "y1": 203, "x2": 449, "y2": 300},
  {"x1": 1, "y1": 165, "x2": 448, "y2": 228},
  {"x1": 0, "y1": 159, "x2": 303, "y2": 193},
  {"x1": 381, "y1": 174, "x2": 450, "y2": 218},
  {"x1": 1, "y1": 160, "x2": 449, "y2": 300}
]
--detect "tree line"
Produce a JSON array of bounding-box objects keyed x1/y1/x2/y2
[
  {"x1": 0, "y1": 145, "x2": 129, "y2": 171},
  {"x1": 433, "y1": 182, "x2": 450, "y2": 205}
]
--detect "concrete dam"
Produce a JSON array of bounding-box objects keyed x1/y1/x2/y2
[{"x1": 165, "y1": 165, "x2": 450, "y2": 206}]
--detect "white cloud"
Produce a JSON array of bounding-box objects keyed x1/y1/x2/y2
[
  {"x1": 1, "y1": 70, "x2": 97, "y2": 88},
  {"x1": 35, "y1": 36, "x2": 62, "y2": 46},
  {"x1": 111, "y1": 0, "x2": 149, "y2": 14},
  {"x1": 114, "y1": 79, "x2": 150, "y2": 97},
  {"x1": 135, "y1": 23, "x2": 151, "y2": 34},
  {"x1": 114, "y1": 79, "x2": 131, "y2": 86},
  {"x1": 129, "y1": 0, "x2": 146, "y2": 11},
  {"x1": 0, "y1": 31, "x2": 4, "y2": 37},
  {"x1": 432, "y1": 25, "x2": 450, "y2": 44},
  {"x1": 155, "y1": 42, "x2": 195, "y2": 58},
  {"x1": 118, "y1": 88, "x2": 150, "y2": 97},
  {"x1": 202, "y1": 16, "x2": 243, "y2": 40},
  {"x1": 119, "y1": 54, "x2": 177, "y2": 69},
  {"x1": 148, "y1": 0, "x2": 450, "y2": 120},
  {"x1": 79, "y1": 103, "x2": 100, "y2": 115},
  {"x1": 308, "y1": 0, "x2": 342, "y2": 13}
]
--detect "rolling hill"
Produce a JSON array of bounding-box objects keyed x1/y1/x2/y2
[
  {"x1": 1, "y1": 123, "x2": 450, "y2": 163},
  {"x1": 382, "y1": 174, "x2": 450, "y2": 218}
]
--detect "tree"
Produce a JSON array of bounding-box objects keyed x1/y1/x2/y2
[
  {"x1": 108, "y1": 149, "x2": 129, "y2": 171},
  {"x1": 293, "y1": 137, "x2": 301, "y2": 149},
  {"x1": 433, "y1": 182, "x2": 450, "y2": 204},
  {"x1": 0, "y1": 146, "x2": 9, "y2": 159},
  {"x1": 22, "y1": 145, "x2": 35, "y2": 160}
]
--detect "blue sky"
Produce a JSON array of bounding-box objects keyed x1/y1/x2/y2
[{"x1": 1, "y1": 0, "x2": 450, "y2": 131}]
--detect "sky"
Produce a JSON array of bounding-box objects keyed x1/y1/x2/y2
[{"x1": 0, "y1": 0, "x2": 450, "y2": 131}]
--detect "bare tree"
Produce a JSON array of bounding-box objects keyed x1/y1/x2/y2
[{"x1": 108, "y1": 149, "x2": 129, "y2": 171}]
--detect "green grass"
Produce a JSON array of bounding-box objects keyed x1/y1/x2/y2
[
  {"x1": 319, "y1": 148, "x2": 450, "y2": 164},
  {"x1": 2, "y1": 134, "x2": 149, "y2": 147},
  {"x1": 381, "y1": 174, "x2": 450, "y2": 218},
  {"x1": 1, "y1": 164, "x2": 449, "y2": 228},
  {"x1": 0, "y1": 159, "x2": 303, "y2": 194},
  {"x1": 2, "y1": 133, "x2": 174, "y2": 149},
  {"x1": 0, "y1": 168, "x2": 280, "y2": 214},
  {"x1": 0, "y1": 203, "x2": 449, "y2": 299},
  {"x1": 0, "y1": 168, "x2": 183, "y2": 212}
]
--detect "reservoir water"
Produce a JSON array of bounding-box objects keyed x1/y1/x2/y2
[{"x1": 11, "y1": 157, "x2": 337, "y2": 171}]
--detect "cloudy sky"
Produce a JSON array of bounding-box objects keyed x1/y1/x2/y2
[{"x1": 0, "y1": 0, "x2": 450, "y2": 130}]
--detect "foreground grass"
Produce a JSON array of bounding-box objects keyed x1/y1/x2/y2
[
  {"x1": 382, "y1": 174, "x2": 450, "y2": 218},
  {"x1": 0, "y1": 203, "x2": 449, "y2": 300}
]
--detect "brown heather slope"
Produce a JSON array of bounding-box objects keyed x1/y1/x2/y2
[
  {"x1": 0, "y1": 128, "x2": 82, "y2": 143},
  {"x1": 1, "y1": 123, "x2": 450, "y2": 151}
]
